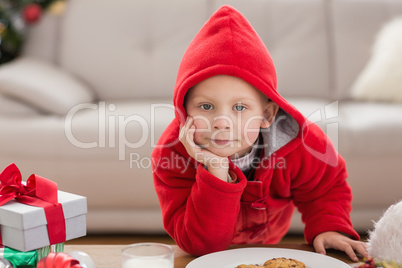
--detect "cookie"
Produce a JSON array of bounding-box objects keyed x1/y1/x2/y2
[{"x1": 264, "y1": 257, "x2": 306, "y2": 268}]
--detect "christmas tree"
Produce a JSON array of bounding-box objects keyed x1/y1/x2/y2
[{"x1": 0, "y1": 0, "x2": 65, "y2": 64}]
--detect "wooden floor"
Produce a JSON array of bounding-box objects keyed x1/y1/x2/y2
[
  {"x1": 66, "y1": 233, "x2": 306, "y2": 245},
  {"x1": 66, "y1": 234, "x2": 175, "y2": 245}
]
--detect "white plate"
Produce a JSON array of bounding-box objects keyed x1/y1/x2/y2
[{"x1": 186, "y1": 248, "x2": 351, "y2": 268}]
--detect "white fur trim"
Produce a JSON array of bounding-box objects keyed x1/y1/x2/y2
[{"x1": 367, "y1": 200, "x2": 402, "y2": 263}]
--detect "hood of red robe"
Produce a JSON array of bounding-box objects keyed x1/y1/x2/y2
[{"x1": 172, "y1": 5, "x2": 307, "y2": 159}]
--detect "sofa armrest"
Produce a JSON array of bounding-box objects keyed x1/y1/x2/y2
[
  {"x1": 0, "y1": 94, "x2": 41, "y2": 116},
  {"x1": 0, "y1": 57, "x2": 95, "y2": 115}
]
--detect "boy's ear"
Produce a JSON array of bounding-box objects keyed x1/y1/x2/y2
[{"x1": 261, "y1": 102, "x2": 279, "y2": 128}]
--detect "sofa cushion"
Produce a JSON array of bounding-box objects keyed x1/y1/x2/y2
[
  {"x1": 331, "y1": 0, "x2": 402, "y2": 99},
  {"x1": 0, "y1": 99, "x2": 174, "y2": 159},
  {"x1": 0, "y1": 57, "x2": 95, "y2": 115},
  {"x1": 351, "y1": 17, "x2": 402, "y2": 103},
  {"x1": 59, "y1": 0, "x2": 332, "y2": 100},
  {"x1": 214, "y1": 0, "x2": 331, "y2": 99},
  {"x1": 287, "y1": 98, "x2": 402, "y2": 156},
  {"x1": 339, "y1": 102, "x2": 402, "y2": 156},
  {"x1": 0, "y1": 99, "x2": 174, "y2": 210},
  {"x1": 23, "y1": 13, "x2": 61, "y2": 64},
  {"x1": 59, "y1": 0, "x2": 208, "y2": 100}
]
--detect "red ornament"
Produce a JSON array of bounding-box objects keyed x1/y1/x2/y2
[
  {"x1": 22, "y1": 3, "x2": 43, "y2": 24},
  {"x1": 37, "y1": 252, "x2": 83, "y2": 268}
]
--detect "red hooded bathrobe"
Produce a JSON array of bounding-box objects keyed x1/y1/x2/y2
[{"x1": 152, "y1": 5, "x2": 359, "y2": 256}]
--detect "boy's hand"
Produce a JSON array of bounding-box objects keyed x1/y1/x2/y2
[
  {"x1": 313, "y1": 231, "x2": 368, "y2": 262},
  {"x1": 179, "y1": 117, "x2": 229, "y2": 181}
]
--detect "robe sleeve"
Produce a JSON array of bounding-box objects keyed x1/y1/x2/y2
[
  {"x1": 152, "y1": 142, "x2": 247, "y2": 256},
  {"x1": 290, "y1": 123, "x2": 360, "y2": 244}
]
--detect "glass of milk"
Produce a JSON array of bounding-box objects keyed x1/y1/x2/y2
[{"x1": 121, "y1": 243, "x2": 174, "y2": 268}]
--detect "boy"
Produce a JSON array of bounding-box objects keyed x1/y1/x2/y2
[{"x1": 152, "y1": 5, "x2": 368, "y2": 261}]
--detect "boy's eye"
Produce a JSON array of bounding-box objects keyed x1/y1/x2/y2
[
  {"x1": 200, "y1": 104, "x2": 213, "y2": 110},
  {"x1": 234, "y1": 104, "x2": 246, "y2": 112}
]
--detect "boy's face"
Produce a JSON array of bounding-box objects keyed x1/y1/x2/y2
[{"x1": 184, "y1": 75, "x2": 278, "y2": 159}]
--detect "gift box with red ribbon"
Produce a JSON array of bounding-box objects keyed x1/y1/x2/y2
[{"x1": 0, "y1": 163, "x2": 87, "y2": 252}]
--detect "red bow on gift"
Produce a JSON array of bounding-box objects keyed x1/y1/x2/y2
[
  {"x1": 0, "y1": 163, "x2": 66, "y2": 245},
  {"x1": 37, "y1": 252, "x2": 83, "y2": 268}
]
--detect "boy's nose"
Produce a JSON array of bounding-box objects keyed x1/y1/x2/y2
[{"x1": 213, "y1": 115, "x2": 232, "y2": 130}]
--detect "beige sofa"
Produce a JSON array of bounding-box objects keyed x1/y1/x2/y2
[{"x1": 0, "y1": 0, "x2": 401, "y2": 235}]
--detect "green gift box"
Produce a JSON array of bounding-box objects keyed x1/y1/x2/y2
[{"x1": 2, "y1": 244, "x2": 64, "y2": 268}]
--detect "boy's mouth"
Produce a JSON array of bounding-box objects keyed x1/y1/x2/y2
[{"x1": 211, "y1": 139, "x2": 234, "y2": 145}]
